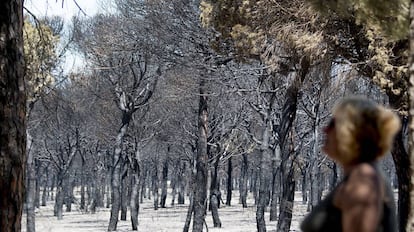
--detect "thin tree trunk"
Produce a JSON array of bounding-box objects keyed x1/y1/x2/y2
[
  {"x1": 34, "y1": 159, "x2": 41, "y2": 208},
  {"x1": 209, "y1": 153, "x2": 222, "y2": 227},
  {"x1": 239, "y1": 154, "x2": 248, "y2": 208},
  {"x1": 65, "y1": 179, "x2": 73, "y2": 212},
  {"x1": 277, "y1": 56, "x2": 309, "y2": 232},
  {"x1": 121, "y1": 168, "x2": 129, "y2": 220},
  {"x1": 26, "y1": 144, "x2": 36, "y2": 232},
  {"x1": 256, "y1": 86, "x2": 276, "y2": 231},
  {"x1": 106, "y1": 151, "x2": 112, "y2": 209},
  {"x1": 130, "y1": 157, "x2": 140, "y2": 230},
  {"x1": 270, "y1": 146, "x2": 281, "y2": 221},
  {"x1": 152, "y1": 166, "x2": 159, "y2": 210},
  {"x1": 210, "y1": 192, "x2": 222, "y2": 227},
  {"x1": 41, "y1": 183, "x2": 47, "y2": 206},
  {"x1": 80, "y1": 156, "x2": 86, "y2": 211},
  {"x1": 139, "y1": 168, "x2": 147, "y2": 203},
  {"x1": 171, "y1": 177, "x2": 177, "y2": 206},
  {"x1": 160, "y1": 159, "x2": 168, "y2": 208},
  {"x1": 192, "y1": 78, "x2": 209, "y2": 231},
  {"x1": 392, "y1": 113, "x2": 411, "y2": 232},
  {"x1": 256, "y1": 128, "x2": 272, "y2": 232},
  {"x1": 226, "y1": 156, "x2": 232, "y2": 206},
  {"x1": 178, "y1": 162, "x2": 186, "y2": 204},
  {"x1": 108, "y1": 115, "x2": 130, "y2": 231},
  {"x1": 90, "y1": 181, "x2": 97, "y2": 214},
  {"x1": 55, "y1": 184, "x2": 64, "y2": 220},
  {"x1": 183, "y1": 194, "x2": 194, "y2": 232},
  {"x1": 0, "y1": 0, "x2": 26, "y2": 231}
]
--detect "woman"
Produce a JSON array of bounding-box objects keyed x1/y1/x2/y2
[{"x1": 301, "y1": 96, "x2": 400, "y2": 232}]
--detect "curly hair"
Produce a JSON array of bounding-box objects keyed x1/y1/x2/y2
[{"x1": 331, "y1": 96, "x2": 400, "y2": 164}]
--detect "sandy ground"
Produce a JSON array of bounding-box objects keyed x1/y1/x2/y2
[{"x1": 21, "y1": 192, "x2": 308, "y2": 232}]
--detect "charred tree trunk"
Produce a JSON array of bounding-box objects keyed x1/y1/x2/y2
[
  {"x1": 390, "y1": 107, "x2": 410, "y2": 232},
  {"x1": 0, "y1": 0, "x2": 26, "y2": 231},
  {"x1": 178, "y1": 162, "x2": 186, "y2": 205},
  {"x1": 130, "y1": 155, "x2": 140, "y2": 231},
  {"x1": 394, "y1": 120, "x2": 410, "y2": 232},
  {"x1": 65, "y1": 178, "x2": 73, "y2": 212},
  {"x1": 192, "y1": 78, "x2": 209, "y2": 231},
  {"x1": 277, "y1": 135, "x2": 296, "y2": 232},
  {"x1": 121, "y1": 167, "x2": 129, "y2": 220},
  {"x1": 80, "y1": 155, "x2": 86, "y2": 211},
  {"x1": 209, "y1": 151, "x2": 222, "y2": 227},
  {"x1": 41, "y1": 183, "x2": 47, "y2": 206},
  {"x1": 277, "y1": 56, "x2": 309, "y2": 232},
  {"x1": 239, "y1": 154, "x2": 249, "y2": 208},
  {"x1": 26, "y1": 139, "x2": 36, "y2": 232},
  {"x1": 256, "y1": 81, "x2": 277, "y2": 232},
  {"x1": 55, "y1": 183, "x2": 64, "y2": 220},
  {"x1": 139, "y1": 167, "x2": 147, "y2": 203},
  {"x1": 106, "y1": 150, "x2": 112, "y2": 209},
  {"x1": 108, "y1": 112, "x2": 131, "y2": 231},
  {"x1": 256, "y1": 126, "x2": 272, "y2": 232},
  {"x1": 270, "y1": 146, "x2": 281, "y2": 221},
  {"x1": 171, "y1": 174, "x2": 177, "y2": 206},
  {"x1": 183, "y1": 194, "x2": 194, "y2": 232},
  {"x1": 34, "y1": 160, "x2": 41, "y2": 208},
  {"x1": 152, "y1": 165, "x2": 159, "y2": 210},
  {"x1": 226, "y1": 156, "x2": 232, "y2": 206},
  {"x1": 160, "y1": 158, "x2": 168, "y2": 208}
]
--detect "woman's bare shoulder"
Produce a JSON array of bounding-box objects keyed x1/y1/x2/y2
[{"x1": 335, "y1": 163, "x2": 380, "y2": 208}]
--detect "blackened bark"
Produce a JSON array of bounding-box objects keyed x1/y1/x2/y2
[
  {"x1": 226, "y1": 156, "x2": 232, "y2": 206},
  {"x1": 257, "y1": 83, "x2": 277, "y2": 231},
  {"x1": 183, "y1": 194, "x2": 194, "y2": 232},
  {"x1": 121, "y1": 169, "x2": 129, "y2": 220},
  {"x1": 209, "y1": 153, "x2": 222, "y2": 227},
  {"x1": 139, "y1": 167, "x2": 147, "y2": 203},
  {"x1": 277, "y1": 56, "x2": 309, "y2": 232},
  {"x1": 108, "y1": 115, "x2": 130, "y2": 231},
  {"x1": 34, "y1": 160, "x2": 41, "y2": 208},
  {"x1": 392, "y1": 127, "x2": 410, "y2": 232},
  {"x1": 256, "y1": 126, "x2": 272, "y2": 232},
  {"x1": 55, "y1": 184, "x2": 64, "y2": 220},
  {"x1": 388, "y1": 94, "x2": 409, "y2": 232},
  {"x1": 80, "y1": 155, "x2": 86, "y2": 210},
  {"x1": 41, "y1": 183, "x2": 47, "y2": 206},
  {"x1": 178, "y1": 162, "x2": 186, "y2": 204},
  {"x1": 65, "y1": 179, "x2": 73, "y2": 212},
  {"x1": 192, "y1": 78, "x2": 208, "y2": 231},
  {"x1": 270, "y1": 166, "x2": 280, "y2": 221},
  {"x1": 239, "y1": 154, "x2": 248, "y2": 208},
  {"x1": 130, "y1": 157, "x2": 140, "y2": 230},
  {"x1": 160, "y1": 159, "x2": 168, "y2": 208},
  {"x1": 210, "y1": 191, "x2": 222, "y2": 227},
  {"x1": 152, "y1": 166, "x2": 159, "y2": 210},
  {"x1": 26, "y1": 149, "x2": 36, "y2": 232},
  {"x1": 0, "y1": 0, "x2": 25, "y2": 231}
]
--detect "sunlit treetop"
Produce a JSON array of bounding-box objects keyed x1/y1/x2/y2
[
  {"x1": 200, "y1": 0, "x2": 409, "y2": 113},
  {"x1": 24, "y1": 16, "x2": 60, "y2": 107},
  {"x1": 200, "y1": 0, "x2": 326, "y2": 70},
  {"x1": 308, "y1": 0, "x2": 409, "y2": 40}
]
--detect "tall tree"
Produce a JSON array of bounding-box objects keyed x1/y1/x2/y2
[
  {"x1": 408, "y1": 1, "x2": 414, "y2": 231},
  {"x1": 0, "y1": 0, "x2": 26, "y2": 231},
  {"x1": 24, "y1": 16, "x2": 60, "y2": 232}
]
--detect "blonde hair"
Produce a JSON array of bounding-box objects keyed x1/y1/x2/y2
[{"x1": 332, "y1": 96, "x2": 400, "y2": 164}]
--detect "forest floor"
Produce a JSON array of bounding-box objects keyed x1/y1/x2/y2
[{"x1": 21, "y1": 191, "x2": 308, "y2": 232}]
